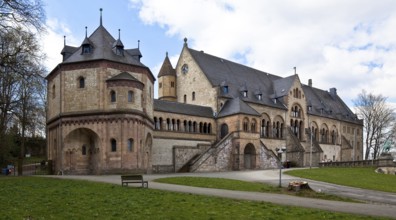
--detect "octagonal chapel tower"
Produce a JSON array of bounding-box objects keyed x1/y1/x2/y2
[{"x1": 46, "y1": 10, "x2": 155, "y2": 174}]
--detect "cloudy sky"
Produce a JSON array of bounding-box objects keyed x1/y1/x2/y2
[{"x1": 42, "y1": 0, "x2": 396, "y2": 108}]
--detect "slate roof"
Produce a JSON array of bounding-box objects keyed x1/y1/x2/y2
[
  {"x1": 188, "y1": 48, "x2": 286, "y2": 109},
  {"x1": 186, "y1": 47, "x2": 361, "y2": 124},
  {"x1": 61, "y1": 24, "x2": 146, "y2": 67},
  {"x1": 217, "y1": 97, "x2": 260, "y2": 118},
  {"x1": 106, "y1": 72, "x2": 140, "y2": 82},
  {"x1": 303, "y1": 85, "x2": 357, "y2": 121},
  {"x1": 154, "y1": 99, "x2": 213, "y2": 118},
  {"x1": 158, "y1": 53, "x2": 176, "y2": 77}
]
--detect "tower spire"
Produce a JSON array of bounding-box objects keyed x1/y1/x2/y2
[
  {"x1": 100, "y1": 8, "x2": 103, "y2": 26},
  {"x1": 118, "y1": 29, "x2": 121, "y2": 40},
  {"x1": 85, "y1": 26, "x2": 87, "y2": 38},
  {"x1": 63, "y1": 35, "x2": 66, "y2": 46},
  {"x1": 138, "y1": 40, "x2": 140, "y2": 49}
]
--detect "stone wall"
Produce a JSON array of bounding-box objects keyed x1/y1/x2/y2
[
  {"x1": 176, "y1": 47, "x2": 217, "y2": 110},
  {"x1": 47, "y1": 114, "x2": 153, "y2": 175},
  {"x1": 151, "y1": 138, "x2": 211, "y2": 173},
  {"x1": 173, "y1": 144, "x2": 211, "y2": 172}
]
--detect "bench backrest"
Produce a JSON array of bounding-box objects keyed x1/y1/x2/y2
[{"x1": 121, "y1": 175, "x2": 143, "y2": 181}]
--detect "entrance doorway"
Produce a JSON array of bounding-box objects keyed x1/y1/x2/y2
[{"x1": 244, "y1": 144, "x2": 256, "y2": 169}]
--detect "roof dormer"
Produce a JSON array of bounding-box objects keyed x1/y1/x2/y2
[
  {"x1": 240, "y1": 85, "x2": 248, "y2": 98},
  {"x1": 113, "y1": 29, "x2": 124, "y2": 56},
  {"x1": 81, "y1": 26, "x2": 93, "y2": 54}
]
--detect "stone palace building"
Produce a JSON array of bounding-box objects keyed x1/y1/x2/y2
[{"x1": 46, "y1": 12, "x2": 363, "y2": 174}]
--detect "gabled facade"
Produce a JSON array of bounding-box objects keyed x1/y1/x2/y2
[{"x1": 46, "y1": 13, "x2": 363, "y2": 174}]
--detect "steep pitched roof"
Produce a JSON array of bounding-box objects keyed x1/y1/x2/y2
[
  {"x1": 62, "y1": 25, "x2": 146, "y2": 67},
  {"x1": 273, "y1": 75, "x2": 297, "y2": 98},
  {"x1": 154, "y1": 99, "x2": 213, "y2": 118},
  {"x1": 158, "y1": 53, "x2": 176, "y2": 77},
  {"x1": 217, "y1": 97, "x2": 260, "y2": 118},
  {"x1": 187, "y1": 48, "x2": 286, "y2": 109},
  {"x1": 186, "y1": 46, "x2": 360, "y2": 124},
  {"x1": 303, "y1": 85, "x2": 359, "y2": 123}
]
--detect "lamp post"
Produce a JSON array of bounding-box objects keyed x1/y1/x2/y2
[
  {"x1": 309, "y1": 120, "x2": 313, "y2": 169},
  {"x1": 277, "y1": 146, "x2": 286, "y2": 188}
]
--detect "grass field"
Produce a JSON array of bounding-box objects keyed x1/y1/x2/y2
[
  {"x1": 154, "y1": 176, "x2": 357, "y2": 202},
  {"x1": 285, "y1": 167, "x2": 396, "y2": 193},
  {"x1": 0, "y1": 176, "x2": 386, "y2": 219}
]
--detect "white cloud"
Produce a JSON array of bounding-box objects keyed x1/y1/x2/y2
[
  {"x1": 42, "y1": 18, "x2": 78, "y2": 73},
  {"x1": 130, "y1": 0, "x2": 396, "y2": 107}
]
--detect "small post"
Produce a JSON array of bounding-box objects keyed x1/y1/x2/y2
[{"x1": 277, "y1": 147, "x2": 286, "y2": 188}]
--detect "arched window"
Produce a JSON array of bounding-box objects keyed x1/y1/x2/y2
[
  {"x1": 52, "y1": 84, "x2": 55, "y2": 99},
  {"x1": 193, "y1": 121, "x2": 197, "y2": 133},
  {"x1": 184, "y1": 94, "x2": 187, "y2": 103},
  {"x1": 183, "y1": 120, "x2": 188, "y2": 132},
  {"x1": 127, "y1": 139, "x2": 134, "y2": 152},
  {"x1": 176, "y1": 119, "x2": 180, "y2": 131},
  {"x1": 111, "y1": 139, "x2": 117, "y2": 152},
  {"x1": 251, "y1": 119, "x2": 256, "y2": 133},
  {"x1": 188, "y1": 121, "x2": 192, "y2": 132},
  {"x1": 171, "y1": 119, "x2": 176, "y2": 131},
  {"x1": 82, "y1": 145, "x2": 87, "y2": 155},
  {"x1": 78, "y1": 77, "x2": 85, "y2": 88},
  {"x1": 110, "y1": 90, "x2": 116, "y2": 102},
  {"x1": 220, "y1": 123, "x2": 228, "y2": 139},
  {"x1": 128, "y1": 91, "x2": 134, "y2": 102},
  {"x1": 166, "y1": 118, "x2": 170, "y2": 130},
  {"x1": 192, "y1": 92, "x2": 195, "y2": 101},
  {"x1": 243, "y1": 118, "x2": 249, "y2": 131},
  {"x1": 159, "y1": 117, "x2": 163, "y2": 130}
]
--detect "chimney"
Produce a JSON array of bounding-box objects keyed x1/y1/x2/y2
[
  {"x1": 308, "y1": 79, "x2": 312, "y2": 87},
  {"x1": 329, "y1": 88, "x2": 337, "y2": 96}
]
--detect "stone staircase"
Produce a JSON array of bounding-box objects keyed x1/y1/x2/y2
[{"x1": 188, "y1": 132, "x2": 236, "y2": 172}]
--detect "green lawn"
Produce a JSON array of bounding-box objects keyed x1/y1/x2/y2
[
  {"x1": 285, "y1": 167, "x2": 396, "y2": 193},
  {"x1": 154, "y1": 176, "x2": 356, "y2": 202},
  {"x1": 0, "y1": 176, "x2": 386, "y2": 219}
]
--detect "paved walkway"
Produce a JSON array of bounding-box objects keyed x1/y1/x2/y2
[{"x1": 47, "y1": 169, "x2": 396, "y2": 219}]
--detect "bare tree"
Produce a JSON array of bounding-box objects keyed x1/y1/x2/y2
[
  {"x1": 0, "y1": 27, "x2": 45, "y2": 166},
  {"x1": 354, "y1": 90, "x2": 395, "y2": 160},
  {"x1": 0, "y1": 0, "x2": 45, "y2": 33}
]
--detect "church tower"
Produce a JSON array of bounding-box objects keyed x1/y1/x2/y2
[
  {"x1": 46, "y1": 9, "x2": 155, "y2": 175},
  {"x1": 157, "y1": 52, "x2": 177, "y2": 101}
]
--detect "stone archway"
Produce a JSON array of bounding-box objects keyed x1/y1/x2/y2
[
  {"x1": 220, "y1": 123, "x2": 229, "y2": 139},
  {"x1": 143, "y1": 133, "x2": 153, "y2": 174},
  {"x1": 64, "y1": 128, "x2": 100, "y2": 174},
  {"x1": 244, "y1": 143, "x2": 256, "y2": 169}
]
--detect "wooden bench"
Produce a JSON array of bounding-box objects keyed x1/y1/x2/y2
[{"x1": 121, "y1": 175, "x2": 148, "y2": 188}]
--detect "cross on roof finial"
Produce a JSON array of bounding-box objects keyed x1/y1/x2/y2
[{"x1": 100, "y1": 8, "x2": 103, "y2": 26}]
